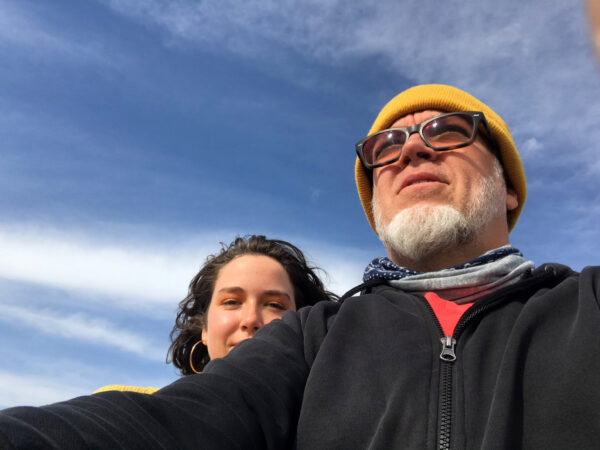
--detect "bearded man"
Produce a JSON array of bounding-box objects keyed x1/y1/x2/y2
[{"x1": 1, "y1": 85, "x2": 599, "y2": 450}]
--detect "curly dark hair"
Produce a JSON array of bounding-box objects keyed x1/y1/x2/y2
[{"x1": 167, "y1": 235, "x2": 337, "y2": 375}]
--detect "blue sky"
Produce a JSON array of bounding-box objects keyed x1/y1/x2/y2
[{"x1": 1, "y1": 0, "x2": 599, "y2": 408}]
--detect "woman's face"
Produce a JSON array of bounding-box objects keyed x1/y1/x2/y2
[{"x1": 201, "y1": 254, "x2": 296, "y2": 360}]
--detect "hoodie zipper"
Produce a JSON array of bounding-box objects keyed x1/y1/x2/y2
[
  {"x1": 421, "y1": 299, "x2": 455, "y2": 450},
  {"x1": 438, "y1": 336, "x2": 456, "y2": 450},
  {"x1": 421, "y1": 267, "x2": 554, "y2": 450}
]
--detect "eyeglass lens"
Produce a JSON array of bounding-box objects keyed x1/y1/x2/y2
[{"x1": 362, "y1": 113, "x2": 477, "y2": 167}]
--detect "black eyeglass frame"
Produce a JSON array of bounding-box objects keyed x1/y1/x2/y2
[{"x1": 355, "y1": 111, "x2": 498, "y2": 170}]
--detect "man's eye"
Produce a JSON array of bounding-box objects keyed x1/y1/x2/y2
[
  {"x1": 433, "y1": 125, "x2": 470, "y2": 138},
  {"x1": 374, "y1": 143, "x2": 402, "y2": 161}
]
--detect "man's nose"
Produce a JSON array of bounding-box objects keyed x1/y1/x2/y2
[
  {"x1": 240, "y1": 304, "x2": 263, "y2": 334},
  {"x1": 394, "y1": 132, "x2": 439, "y2": 167}
]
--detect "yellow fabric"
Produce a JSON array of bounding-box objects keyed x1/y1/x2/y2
[
  {"x1": 93, "y1": 384, "x2": 160, "y2": 395},
  {"x1": 355, "y1": 84, "x2": 526, "y2": 234}
]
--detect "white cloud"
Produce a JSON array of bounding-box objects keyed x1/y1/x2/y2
[
  {"x1": 0, "y1": 370, "x2": 90, "y2": 408},
  {"x1": 314, "y1": 255, "x2": 367, "y2": 297},
  {"x1": 0, "y1": 223, "x2": 370, "y2": 308},
  {"x1": 0, "y1": 225, "x2": 204, "y2": 306},
  {"x1": 519, "y1": 137, "x2": 543, "y2": 159},
  {"x1": 310, "y1": 187, "x2": 321, "y2": 202},
  {"x1": 0, "y1": 351, "x2": 177, "y2": 408},
  {"x1": 287, "y1": 235, "x2": 377, "y2": 296},
  {"x1": 0, "y1": 303, "x2": 164, "y2": 360}
]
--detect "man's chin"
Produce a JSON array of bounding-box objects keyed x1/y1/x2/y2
[
  {"x1": 380, "y1": 202, "x2": 445, "y2": 222},
  {"x1": 376, "y1": 205, "x2": 473, "y2": 264}
]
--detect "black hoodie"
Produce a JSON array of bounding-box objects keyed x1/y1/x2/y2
[{"x1": 1, "y1": 264, "x2": 599, "y2": 449}]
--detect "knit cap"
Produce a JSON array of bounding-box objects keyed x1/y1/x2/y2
[{"x1": 355, "y1": 84, "x2": 526, "y2": 233}]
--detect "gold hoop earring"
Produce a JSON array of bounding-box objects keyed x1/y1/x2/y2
[{"x1": 189, "y1": 340, "x2": 205, "y2": 374}]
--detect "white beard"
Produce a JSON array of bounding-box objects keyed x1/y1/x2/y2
[{"x1": 373, "y1": 159, "x2": 507, "y2": 264}]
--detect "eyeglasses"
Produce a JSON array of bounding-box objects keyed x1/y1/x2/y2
[{"x1": 356, "y1": 111, "x2": 495, "y2": 169}]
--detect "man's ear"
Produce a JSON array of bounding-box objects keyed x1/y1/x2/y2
[{"x1": 506, "y1": 188, "x2": 518, "y2": 211}]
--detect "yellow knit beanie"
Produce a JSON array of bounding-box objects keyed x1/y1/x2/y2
[{"x1": 355, "y1": 84, "x2": 526, "y2": 233}]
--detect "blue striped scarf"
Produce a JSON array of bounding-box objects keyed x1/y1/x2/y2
[{"x1": 363, "y1": 246, "x2": 535, "y2": 304}]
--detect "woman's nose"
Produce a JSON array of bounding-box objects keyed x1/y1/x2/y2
[{"x1": 239, "y1": 304, "x2": 263, "y2": 334}]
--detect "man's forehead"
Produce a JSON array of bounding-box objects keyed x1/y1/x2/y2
[{"x1": 390, "y1": 109, "x2": 447, "y2": 128}]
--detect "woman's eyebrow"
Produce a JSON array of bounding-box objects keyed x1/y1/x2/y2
[
  {"x1": 215, "y1": 287, "x2": 290, "y2": 299},
  {"x1": 262, "y1": 290, "x2": 292, "y2": 301},
  {"x1": 215, "y1": 286, "x2": 245, "y2": 295}
]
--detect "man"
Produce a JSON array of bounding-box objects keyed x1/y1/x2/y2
[{"x1": 1, "y1": 84, "x2": 599, "y2": 449}]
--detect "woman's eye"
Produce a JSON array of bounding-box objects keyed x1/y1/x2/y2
[
  {"x1": 267, "y1": 302, "x2": 286, "y2": 310},
  {"x1": 222, "y1": 298, "x2": 241, "y2": 307}
]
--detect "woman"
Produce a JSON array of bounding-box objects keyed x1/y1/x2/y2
[
  {"x1": 95, "y1": 235, "x2": 335, "y2": 393},
  {"x1": 169, "y1": 234, "x2": 336, "y2": 374}
]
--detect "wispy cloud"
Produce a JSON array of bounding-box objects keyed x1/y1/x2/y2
[
  {"x1": 520, "y1": 138, "x2": 543, "y2": 158},
  {"x1": 99, "y1": 1, "x2": 592, "y2": 87},
  {"x1": 0, "y1": 224, "x2": 203, "y2": 306},
  {"x1": 0, "y1": 303, "x2": 164, "y2": 360},
  {"x1": 0, "y1": 0, "x2": 125, "y2": 68},
  {"x1": 100, "y1": 1, "x2": 600, "y2": 166},
  {"x1": 0, "y1": 349, "x2": 176, "y2": 408},
  {"x1": 97, "y1": 0, "x2": 600, "y2": 252},
  {"x1": 0, "y1": 370, "x2": 91, "y2": 408},
  {"x1": 0, "y1": 223, "x2": 368, "y2": 306}
]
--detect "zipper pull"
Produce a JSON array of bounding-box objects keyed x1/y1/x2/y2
[{"x1": 440, "y1": 336, "x2": 457, "y2": 362}]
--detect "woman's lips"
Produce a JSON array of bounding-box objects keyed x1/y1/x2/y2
[{"x1": 229, "y1": 338, "x2": 250, "y2": 350}]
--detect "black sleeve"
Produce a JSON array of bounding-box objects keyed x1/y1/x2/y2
[{"x1": 0, "y1": 307, "x2": 318, "y2": 450}]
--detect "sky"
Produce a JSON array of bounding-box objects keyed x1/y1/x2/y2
[{"x1": 1, "y1": 0, "x2": 599, "y2": 408}]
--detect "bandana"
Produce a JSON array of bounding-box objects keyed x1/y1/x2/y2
[{"x1": 363, "y1": 246, "x2": 535, "y2": 304}]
